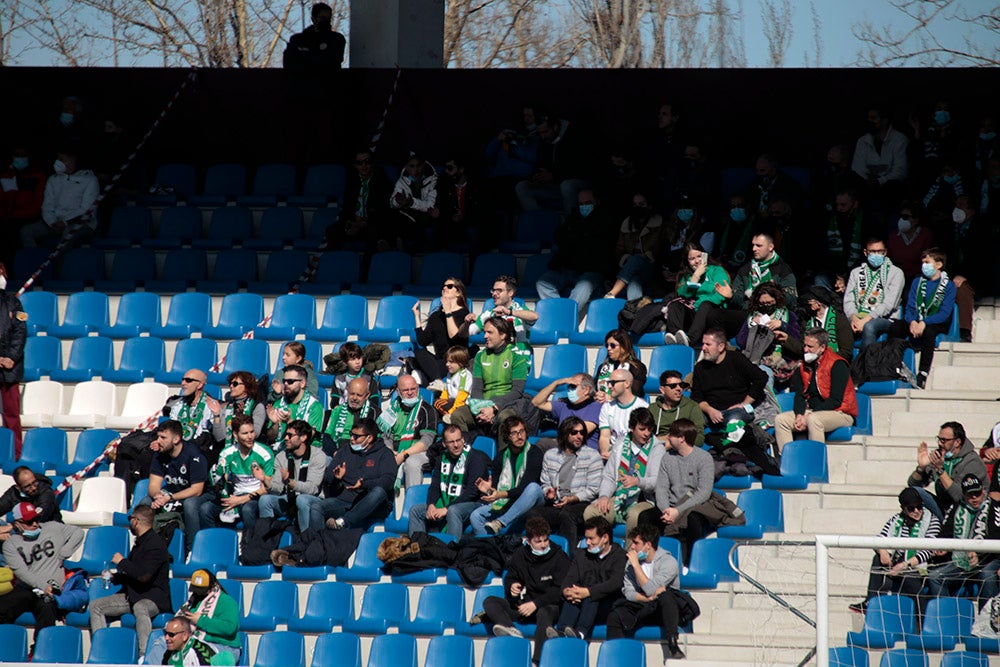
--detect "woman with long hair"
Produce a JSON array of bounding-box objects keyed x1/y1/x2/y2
[
  {"x1": 411, "y1": 276, "x2": 470, "y2": 383},
  {"x1": 662, "y1": 242, "x2": 731, "y2": 347},
  {"x1": 594, "y1": 329, "x2": 647, "y2": 400}
]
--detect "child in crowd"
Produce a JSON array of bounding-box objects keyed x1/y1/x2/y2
[
  {"x1": 331, "y1": 342, "x2": 376, "y2": 407},
  {"x1": 432, "y1": 346, "x2": 473, "y2": 423}
]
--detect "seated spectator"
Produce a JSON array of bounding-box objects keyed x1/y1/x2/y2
[
  {"x1": 745, "y1": 154, "x2": 804, "y2": 221},
  {"x1": 605, "y1": 523, "x2": 686, "y2": 660},
  {"x1": 595, "y1": 330, "x2": 647, "y2": 401},
  {"x1": 979, "y1": 462, "x2": 1000, "y2": 606},
  {"x1": 924, "y1": 474, "x2": 990, "y2": 607},
  {"x1": 260, "y1": 421, "x2": 326, "y2": 532},
  {"x1": 659, "y1": 194, "x2": 714, "y2": 271},
  {"x1": 922, "y1": 158, "x2": 965, "y2": 218},
  {"x1": 0, "y1": 145, "x2": 46, "y2": 267},
  {"x1": 377, "y1": 374, "x2": 437, "y2": 489},
  {"x1": 598, "y1": 369, "x2": 649, "y2": 461},
  {"x1": 715, "y1": 193, "x2": 755, "y2": 273},
  {"x1": 327, "y1": 148, "x2": 394, "y2": 252},
  {"x1": 485, "y1": 104, "x2": 541, "y2": 184},
  {"x1": 481, "y1": 516, "x2": 571, "y2": 665},
  {"x1": 408, "y1": 425, "x2": 491, "y2": 538},
  {"x1": 88, "y1": 506, "x2": 171, "y2": 660},
  {"x1": 817, "y1": 189, "x2": 869, "y2": 290},
  {"x1": 0, "y1": 262, "x2": 25, "y2": 458},
  {"x1": 449, "y1": 317, "x2": 535, "y2": 439},
  {"x1": 202, "y1": 413, "x2": 274, "y2": 533},
  {"x1": 0, "y1": 503, "x2": 83, "y2": 638},
  {"x1": 322, "y1": 377, "x2": 380, "y2": 455},
  {"x1": 515, "y1": 113, "x2": 591, "y2": 214},
  {"x1": 639, "y1": 418, "x2": 715, "y2": 564},
  {"x1": 434, "y1": 155, "x2": 489, "y2": 251},
  {"x1": 887, "y1": 247, "x2": 956, "y2": 388},
  {"x1": 309, "y1": 417, "x2": 395, "y2": 531},
  {"x1": 470, "y1": 415, "x2": 544, "y2": 535},
  {"x1": 430, "y1": 346, "x2": 472, "y2": 424},
  {"x1": 797, "y1": 285, "x2": 854, "y2": 361},
  {"x1": 531, "y1": 373, "x2": 602, "y2": 452},
  {"x1": 412, "y1": 278, "x2": 470, "y2": 383},
  {"x1": 848, "y1": 487, "x2": 941, "y2": 615},
  {"x1": 0, "y1": 466, "x2": 63, "y2": 523},
  {"x1": 330, "y1": 342, "x2": 378, "y2": 408},
  {"x1": 663, "y1": 242, "x2": 730, "y2": 348},
  {"x1": 906, "y1": 421, "x2": 987, "y2": 521},
  {"x1": 736, "y1": 282, "x2": 801, "y2": 390},
  {"x1": 462, "y1": 274, "x2": 537, "y2": 341},
  {"x1": 604, "y1": 191, "x2": 663, "y2": 300},
  {"x1": 177, "y1": 570, "x2": 241, "y2": 664},
  {"x1": 144, "y1": 420, "x2": 209, "y2": 554},
  {"x1": 529, "y1": 417, "x2": 604, "y2": 551},
  {"x1": 166, "y1": 369, "x2": 217, "y2": 445},
  {"x1": 210, "y1": 371, "x2": 266, "y2": 454},
  {"x1": 269, "y1": 342, "x2": 319, "y2": 403},
  {"x1": 843, "y1": 237, "x2": 906, "y2": 350},
  {"x1": 852, "y1": 106, "x2": 909, "y2": 222},
  {"x1": 939, "y1": 194, "x2": 986, "y2": 342},
  {"x1": 390, "y1": 152, "x2": 438, "y2": 249},
  {"x1": 20, "y1": 147, "x2": 99, "y2": 248},
  {"x1": 536, "y1": 188, "x2": 616, "y2": 312},
  {"x1": 585, "y1": 407, "x2": 663, "y2": 534},
  {"x1": 775, "y1": 328, "x2": 858, "y2": 453},
  {"x1": 160, "y1": 616, "x2": 220, "y2": 666},
  {"x1": 265, "y1": 364, "x2": 323, "y2": 450},
  {"x1": 550, "y1": 516, "x2": 626, "y2": 640},
  {"x1": 282, "y1": 2, "x2": 345, "y2": 68},
  {"x1": 887, "y1": 201, "x2": 934, "y2": 286},
  {"x1": 713, "y1": 232, "x2": 798, "y2": 339},
  {"x1": 648, "y1": 371, "x2": 705, "y2": 447}
]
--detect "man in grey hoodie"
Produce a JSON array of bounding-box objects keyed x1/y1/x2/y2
[{"x1": 907, "y1": 421, "x2": 988, "y2": 521}]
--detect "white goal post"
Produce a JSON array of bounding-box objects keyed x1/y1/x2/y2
[{"x1": 815, "y1": 535, "x2": 1000, "y2": 667}]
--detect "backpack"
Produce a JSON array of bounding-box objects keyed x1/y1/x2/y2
[{"x1": 850, "y1": 339, "x2": 908, "y2": 386}]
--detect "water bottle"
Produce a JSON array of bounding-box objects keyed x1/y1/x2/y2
[{"x1": 101, "y1": 561, "x2": 112, "y2": 590}]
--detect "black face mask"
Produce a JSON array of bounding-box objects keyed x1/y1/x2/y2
[{"x1": 757, "y1": 304, "x2": 776, "y2": 315}]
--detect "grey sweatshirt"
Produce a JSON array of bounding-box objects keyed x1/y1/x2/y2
[
  {"x1": 3, "y1": 522, "x2": 84, "y2": 591},
  {"x1": 267, "y1": 446, "x2": 327, "y2": 497},
  {"x1": 655, "y1": 446, "x2": 715, "y2": 516},
  {"x1": 622, "y1": 547, "x2": 679, "y2": 601}
]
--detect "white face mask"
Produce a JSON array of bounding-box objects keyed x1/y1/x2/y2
[
  {"x1": 53, "y1": 159, "x2": 67, "y2": 175},
  {"x1": 803, "y1": 352, "x2": 819, "y2": 363},
  {"x1": 0, "y1": 275, "x2": 6, "y2": 291},
  {"x1": 952, "y1": 208, "x2": 967, "y2": 224},
  {"x1": 897, "y1": 218, "x2": 912, "y2": 233}
]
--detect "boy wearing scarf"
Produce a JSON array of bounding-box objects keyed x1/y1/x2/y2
[
  {"x1": 843, "y1": 237, "x2": 905, "y2": 350},
  {"x1": 469, "y1": 415, "x2": 544, "y2": 535}
]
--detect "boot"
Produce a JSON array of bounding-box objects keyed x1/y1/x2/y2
[{"x1": 666, "y1": 635, "x2": 685, "y2": 660}]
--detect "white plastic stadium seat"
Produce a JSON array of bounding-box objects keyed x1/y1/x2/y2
[
  {"x1": 52, "y1": 380, "x2": 117, "y2": 429},
  {"x1": 21, "y1": 380, "x2": 66, "y2": 428},
  {"x1": 0, "y1": 474, "x2": 14, "y2": 496},
  {"x1": 62, "y1": 476, "x2": 127, "y2": 527},
  {"x1": 106, "y1": 383, "x2": 170, "y2": 431}
]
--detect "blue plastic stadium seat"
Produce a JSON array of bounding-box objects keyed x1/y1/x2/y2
[
  {"x1": 961, "y1": 635, "x2": 1000, "y2": 653},
  {"x1": 362, "y1": 295, "x2": 420, "y2": 343},
  {"x1": 99, "y1": 292, "x2": 163, "y2": 339},
  {"x1": 138, "y1": 163, "x2": 197, "y2": 206},
  {"x1": 23, "y1": 335, "x2": 62, "y2": 381},
  {"x1": 717, "y1": 489, "x2": 784, "y2": 539},
  {"x1": 173, "y1": 528, "x2": 240, "y2": 578},
  {"x1": 878, "y1": 648, "x2": 928, "y2": 667},
  {"x1": 334, "y1": 531, "x2": 385, "y2": 583},
  {"x1": 193, "y1": 206, "x2": 254, "y2": 250},
  {"x1": 540, "y1": 636, "x2": 588, "y2": 667},
  {"x1": 239, "y1": 164, "x2": 297, "y2": 207},
  {"x1": 527, "y1": 344, "x2": 588, "y2": 393},
  {"x1": 95, "y1": 247, "x2": 156, "y2": 292},
  {"x1": 829, "y1": 645, "x2": 870, "y2": 667},
  {"x1": 0, "y1": 429, "x2": 15, "y2": 471},
  {"x1": 33, "y1": 625, "x2": 84, "y2": 664},
  {"x1": 253, "y1": 630, "x2": 305, "y2": 667},
  {"x1": 500, "y1": 210, "x2": 562, "y2": 253},
  {"x1": 0, "y1": 624, "x2": 29, "y2": 662},
  {"x1": 47, "y1": 247, "x2": 105, "y2": 292},
  {"x1": 936, "y1": 304, "x2": 961, "y2": 345},
  {"x1": 367, "y1": 633, "x2": 417, "y2": 667},
  {"x1": 402, "y1": 251, "x2": 464, "y2": 297},
  {"x1": 273, "y1": 340, "x2": 323, "y2": 377},
  {"x1": 342, "y1": 582, "x2": 409, "y2": 634},
  {"x1": 203, "y1": 293, "x2": 265, "y2": 339},
  {"x1": 518, "y1": 252, "x2": 553, "y2": 300},
  {"x1": 87, "y1": 626, "x2": 138, "y2": 664},
  {"x1": 309, "y1": 294, "x2": 367, "y2": 341},
  {"x1": 240, "y1": 581, "x2": 299, "y2": 632},
  {"x1": 95, "y1": 206, "x2": 153, "y2": 249},
  {"x1": 594, "y1": 638, "x2": 645, "y2": 667},
  {"x1": 245, "y1": 206, "x2": 305, "y2": 250},
  {"x1": 49, "y1": 292, "x2": 111, "y2": 338},
  {"x1": 65, "y1": 525, "x2": 131, "y2": 575},
  {"x1": 19, "y1": 290, "x2": 58, "y2": 335},
  {"x1": 399, "y1": 584, "x2": 466, "y2": 635},
  {"x1": 940, "y1": 651, "x2": 990, "y2": 667},
  {"x1": 152, "y1": 292, "x2": 213, "y2": 338},
  {"x1": 846, "y1": 594, "x2": 917, "y2": 649},
  {"x1": 455, "y1": 585, "x2": 505, "y2": 637},
  {"x1": 121, "y1": 579, "x2": 187, "y2": 631},
  {"x1": 155, "y1": 338, "x2": 218, "y2": 384},
  {"x1": 104, "y1": 336, "x2": 167, "y2": 383},
  {"x1": 281, "y1": 563, "x2": 335, "y2": 582},
  {"x1": 482, "y1": 636, "x2": 532, "y2": 667},
  {"x1": 196, "y1": 248, "x2": 258, "y2": 293},
  {"x1": 680, "y1": 538, "x2": 739, "y2": 589},
  {"x1": 208, "y1": 338, "x2": 270, "y2": 385},
  {"x1": 904, "y1": 597, "x2": 975, "y2": 651},
  {"x1": 13, "y1": 247, "x2": 56, "y2": 287},
  {"x1": 468, "y1": 253, "x2": 517, "y2": 298},
  {"x1": 114, "y1": 478, "x2": 150, "y2": 527},
  {"x1": 287, "y1": 581, "x2": 354, "y2": 633},
  {"x1": 425, "y1": 635, "x2": 475, "y2": 667},
  {"x1": 255, "y1": 293, "x2": 317, "y2": 340},
  {"x1": 569, "y1": 298, "x2": 623, "y2": 345},
  {"x1": 762, "y1": 439, "x2": 829, "y2": 490},
  {"x1": 51, "y1": 336, "x2": 114, "y2": 382},
  {"x1": 644, "y1": 345, "x2": 697, "y2": 394},
  {"x1": 188, "y1": 163, "x2": 247, "y2": 207},
  {"x1": 227, "y1": 531, "x2": 293, "y2": 581},
  {"x1": 295, "y1": 207, "x2": 338, "y2": 250},
  {"x1": 472, "y1": 436, "x2": 497, "y2": 460},
  {"x1": 384, "y1": 483, "x2": 429, "y2": 534},
  {"x1": 248, "y1": 249, "x2": 309, "y2": 294},
  {"x1": 147, "y1": 206, "x2": 202, "y2": 249},
  {"x1": 828, "y1": 393, "x2": 872, "y2": 441},
  {"x1": 69, "y1": 578, "x2": 122, "y2": 626},
  {"x1": 531, "y1": 298, "x2": 578, "y2": 344},
  {"x1": 297, "y1": 250, "x2": 362, "y2": 294},
  {"x1": 353, "y1": 251, "x2": 412, "y2": 296},
  {"x1": 288, "y1": 164, "x2": 347, "y2": 208},
  {"x1": 311, "y1": 632, "x2": 361, "y2": 667},
  {"x1": 145, "y1": 248, "x2": 208, "y2": 292},
  {"x1": 57, "y1": 428, "x2": 118, "y2": 477}
]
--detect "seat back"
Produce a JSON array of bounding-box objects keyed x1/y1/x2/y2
[
  {"x1": 60, "y1": 292, "x2": 111, "y2": 330},
  {"x1": 246, "y1": 580, "x2": 299, "y2": 624},
  {"x1": 254, "y1": 631, "x2": 305, "y2": 667},
  {"x1": 469, "y1": 253, "x2": 517, "y2": 295},
  {"x1": 117, "y1": 336, "x2": 167, "y2": 376},
  {"x1": 367, "y1": 634, "x2": 417, "y2": 667},
  {"x1": 207, "y1": 207, "x2": 254, "y2": 242},
  {"x1": 596, "y1": 639, "x2": 645, "y2": 667},
  {"x1": 921, "y1": 597, "x2": 975, "y2": 639},
  {"x1": 87, "y1": 626, "x2": 138, "y2": 664},
  {"x1": 425, "y1": 636, "x2": 474, "y2": 667},
  {"x1": 24, "y1": 336, "x2": 62, "y2": 379},
  {"x1": 270, "y1": 293, "x2": 317, "y2": 329},
  {"x1": 539, "y1": 637, "x2": 588, "y2": 667},
  {"x1": 574, "y1": 297, "x2": 622, "y2": 336},
  {"x1": 252, "y1": 164, "x2": 297, "y2": 199},
  {"x1": 257, "y1": 207, "x2": 305, "y2": 244},
  {"x1": 260, "y1": 250, "x2": 309, "y2": 284},
  {"x1": 365, "y1": 251, "x2": 412, "y2": 287},
  {"x1": 209, "y1": 248, "x2": 258, "y2": 283},
  {"x1": 68, "y1": 429, "x2": 120, "y2": 469},
  {"x1": 153, "y1": 163, "x2": 197, "y2": 199},
  {"x1": 214, "y1": 293, "x2": 265, "y2": 330},
  {"x1": 412, "y1": 584, "x2": 466, "y2": 627},
  {"x1": 32, "y1": 625, "x2": 84, "y2": 663},
  {"x1": 535, "y1": 344, "x2": 588, "y2": 381},
  {"x1": 371, "y1": 296, "x2": 420, "y2": 331},
  {"x1": 64, "y1": 338, "x2": 115, "y2": 378},
  {"x1": 168, "y1": 338, "x2": 218, "y2": 376},
  {"x1": 58, "y1": 247, "x2": 105, "y2": 284},
  {"x1": 107, "y1": 247, "x2": 156, "y2": 283},
  {"x1": 65, "y1": 380, "x2": 117, "y2": 416},
  {"x1": 865, "y1": 594, "x2": 917, "y2": 635},
  {"x1": 356, "y1": 582, "x2": 409, "y2": 624},
  {"x1": 778, "y1": 439, "x2": 829, "y2": 483},
  {"x1": 829, "y1": 645, "x2": 870, "y2": 667},
  {"x1": 19, "y1": 291, "x2": 58, "y2": 334},
  {"x1": 646, "y1": 345, "x2": 697, "y2": 393},
  {"x1": 318, "y1": 294, "x2": 368, "y2": 332},
  {"x1": 413, "y1": 251, "x2": 463, "y2": 287},
  {"x1": 22, "y1": 380, "x2": 65, "y2": 418},
  {"x1": 300, "y1": 581, "x2": 354, "y2": 625},
  {"x1": 188, "y1": 528, "x2": 240, "y2": 571},
  {"x1": 303, "y1": 207, "x2": 337, "y2": 243},
  {"x1": 0, "y1": 624, "x2": 29, "y2": 661},
  {"x1": 157, "y1": 206, "x2": 202, "y2": 243},
  {"x1": 736, "y1": 488, "x2": 785, "y2": 533},
  {"x1": 938, "y1": 651, "x2": 989, "y2": 667},
  {"x1": 514, "y1": 210, "x2": 561, "y2": 246},
  {"x1": 313, "y1": 250, "x2": 362, "y2": 287},
  {"x1": 74, "y1": 525, "x2": 131, "y2": 573},
  {"x1": 222, "y1": 339, "x2": 271, "y2": 377},
  {"x1": 158, "y1": 248, "x2": 208, "y2": 286},
  {"x1": 106, "y1": 206, "x2": 153, "y2": 243},
  {"x1": 163, "y1": 292, "x2": 213, "y2": 330},
  {"x1": 311, "y1": 632, "x2": 361, "y2": 667},
  {"x1": 878, "y1": 648, "x2": 929, "y2": 667},
  {"x1": 687, "y1": 537, "x2": 740, "y2": 583},
  {"x1": 74, "y1": 477, "x2": 127, "y2": 514},
  {"x1": 531, "y1": 298, "x2": 578, "y2": 343},
  {"x1": 301, "y1": 164, "x2": 347, "y2": 202},
  {"x1": 202, "y1": 163, "x2": 247, "y2": 198},
  {"x1": 20, "y1": 427, "x2": 68, "y2": 472},
  {"x1": 482, "y1": 636, "x2": 532, "y2": 667},
  {"x1": 112, "y1": 292, "x2": 163, "y2": 330}
]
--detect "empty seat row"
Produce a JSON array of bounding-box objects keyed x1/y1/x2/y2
[
  {"x1": 845, "y1": 594, "x2": 997, "y2": 654},
  {"x1": 1, "y1": 426, "x2": 118, "y2": 477}
]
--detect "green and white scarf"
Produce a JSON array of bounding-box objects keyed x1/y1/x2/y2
[
  {"x1": 492, "y1": 445, "x2": 528, "y2": 511},
  {"x1": 436, "y1": 445, "x2": 470, "y2": 508},
  {"x1": 325, "y1": 401, "x2": 371, "y2": 444},
  {"x1": 222, "y1": 398, "x2": 255, "y2": 446},
  {"x1": 827, "y1": 213, "x2": 864, "y2": 266},
  {"x1": 916, "y1": 272, "x2": 950, "y2": 321},
  {"x1": 888, "y1": 509, "x2": 933, "y2": 562},
  {"x1": 749, "y1": 252, "x2": 780, "y2": 291},
  {"x1": 613, "y1": 434, "x2": 651, "y2": 523},
  {"x1": 274, "y1": 392, "x2": 322, "y2": 446},
  {"x1": 176, "y1": 392, "x2": 209, "y2": 441},
  {"x1": 852, "y1": 259, "x2": 893, "y2": 315},
  {"x1": 809, "y1": 307, "x2": 840, "y2": 353},
  {"x1": 951, "y1": 503, "x2": 977, "y2": 570}
]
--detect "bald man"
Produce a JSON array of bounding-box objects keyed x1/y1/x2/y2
[
  {"x1": 167, "y1": 369, "x2": 217, "y2": 441},
  {"x1": 322, "y1": 376, "x2": 381, "y2": 456}
]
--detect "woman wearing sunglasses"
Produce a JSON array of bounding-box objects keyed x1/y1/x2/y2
[{"x1": 410, "y1": 276, "x2": 470, "y2": 383}]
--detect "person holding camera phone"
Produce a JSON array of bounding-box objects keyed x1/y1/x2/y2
[{"x1": 661, "y1": 242, "x2": 731, "y2": 348}]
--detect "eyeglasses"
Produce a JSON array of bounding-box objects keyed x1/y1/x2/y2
[
  {"x1": 936, "y1": 436, "x2": 957, "y2": 443},
  {"x1": 229, "y1": 380, "x2": 243, "y2": 387},
  {"x1": 490, "y1": 287, "x2": 506, "y2": 294},
  {"x1": 283, "y1": 378, "x2": 303, "y2": 385},
  {"x1": 181, "y1": 377, "x2": 200, "y2": 383},
  {"x1": 662, "y1": 382, "x2": 684, "y2": 389},
  {"x1": 442, "y1": 283, "x2": 457, "y2": 290},
  {"x1": 286, "y1": 432, "x2": 300, "y2": 439},
  {"x1": 508, "y1": 428, "x2": 527, "y2": 437},
  {"x1": 569, "y1": 428, "x2": 586, "y2": 435},
  {"x1": 606, "y1": 342, "x2": 620, "y2": 349}
]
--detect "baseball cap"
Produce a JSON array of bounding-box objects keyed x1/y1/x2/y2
[
  {"x1": 190, "y1": 569, "x2": 212, "y2": 589},
  {"x1": 12, "y1": 502, "x2": 39, "y2": 523},
  {"x1": 961, "y1": 474, "x2": 984, "y2": 496}
]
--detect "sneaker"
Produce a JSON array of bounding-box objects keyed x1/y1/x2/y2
[
  {"x1": 666, "y1": 635, "x2": 686, "y2": 660},
  {"x1": 917, "y1": 371, "x2": 928, "y2": 389},
  {"x1": 545, "y1": 626, "x2": 561, "y2": 639},
  {"x1": 675, "y1": 330, "x2": 690, "y2": 347},
  {"x1": 664, "y1": 332, "x2": 677, "y2": 345},
  {"x1": 493, "y1": 625, "x2": 524, "y2": 638},
  {"x1": 485, "y1": 519, "x2": 504, "y2": 535},
  {"x1": 564, "y1": 626, "x2": 584, "y2": 640},
  {"x1": 604, "y1": 293, "x2": 616, "y2": 299},
  {"x1": 848, "y1": 601, "x2": 867, "y2": 614},
  {"x1": 325, "y1": 517, "x2": 345, "y2": 530},
  {"x1": 219, "y1": 507, "x2": 239, "y2": 524}
]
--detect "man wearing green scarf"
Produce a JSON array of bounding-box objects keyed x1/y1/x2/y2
[
  {"x1": 907, "y1": 421, "x2": 987, "y2": 521},
  {"x1": 843, "y1": 237, "x2": 905, "y2": 350},
  {"x1": 924, "y1": 474, "x2": 990, "y2": 603},
  {"x1": 712, "y1": 233, "x2": 798, "y2": 338},
  {"x1": 469, "y1": 415, "x2": 544, "y2": 535}
]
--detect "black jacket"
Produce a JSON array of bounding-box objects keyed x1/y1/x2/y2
[
  {"x1": 426, "y1": 448, "x2": 492, "y2": 508},
  {"x1": 114, "y1": 528, "x2": 172, "y2": 613},
  {"x1": 322, "y1": 439, "x2": 398, "y2": 503},
  {"x1": 0, "y1": 289, "x2": 26, "y2": 384},
  {"x1": 0, "y1": 473, "x2": 62, "y2": 523},
  {"x1": 504, "y1": 543, "x2": 571, "y2": 608},
  {"x1": 560, "y1": 543, "x2": 627, "y2": 601},
  {"x1": 487, "y1": 445, "x2": 544, "y2": 504}
]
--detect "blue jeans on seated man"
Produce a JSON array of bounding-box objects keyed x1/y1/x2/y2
[
  {"x1": 200, "y1": 495, "x2": 260, "y2": 535},
  {"x1": 924, "y1": 559, "x2": 982, "y2": 604},
  {"x1": 408, "y1": 501, "x2": 480, "y2": 539},
  {"x1": 258, "y1": 493, "x2": 321, "y2": 533},
  {"x1": 303, "y1": 487, "x2": 393, "y2": 531},
  {"x1": 536, "y1": 269, "x2": 603, "y2": 311},
  {"x1": 616, "y1": 255, "x2": 655, "y2": 301},
  {"x1": 469, "y1": 482, "x2": 544, "y2": 535},
  {"x1": 858, "y1": 316, "x2": 893, "y2": 349}
]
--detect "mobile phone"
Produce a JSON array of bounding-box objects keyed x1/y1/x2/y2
[{"x1": 700, "y1": 252, "x2": 709, "y2": 264}]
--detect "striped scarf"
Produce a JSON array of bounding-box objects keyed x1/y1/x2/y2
[{"x1": 613, "y1": 434, "x2": 651, "y2": 523}]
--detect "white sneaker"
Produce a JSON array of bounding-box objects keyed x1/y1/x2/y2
[
  {"x1": 219, "y1": 507, "x2": 239, "y2": 524},
  {"x1": 664, "y1": 333, "x2": 677, "y2": 345},
  {"x1": 675, "y1": 330, "x2": 689, "y2": 347}
]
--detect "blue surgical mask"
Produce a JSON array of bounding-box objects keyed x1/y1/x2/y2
[
  {"x1": 587, "y1": 545, "x2": 603, "y2": 555},
  {"x1": 22, "y1": 528, "x2": 41, "y2": 539},
  {"x1": 530, "y1": 545, "x2": 551, "y2": 557},
  {"x1": 525, "y1": 123, "x2": 537, "y2": 132},
  {"x1": 53, "y1": 160, "x2": 67, "y2": 175},
  {"x1": 350, "y1": 443, "x2": 367, "y2": 452},
  {"x1": 59, "y1": 112, "x2": 74, "y2": 126},
  {"x1": 677, "y1": 208, "x2": 694, "y2": 222},
  {"x1": 11, "y1": 157, "x2": 29, "y2": 170},
  {"x1": 636, "y1": 549, "x2": 648, "y2": 563},
  {"x1": 730, "y1": 207, "x2": 747, "y2": 222},
  {"x1": 980, "y1": 131, "x2": 997, "y2": 142},
  {"x1": 401, "y1": 396, "x2": 420, "y2": 407},
  {"x1": 934, "y1": 110, "x2": 951, "y2": 125},
  {"x1": 921, "y1": 262, "x2": 936, "y2": 278},
  {"x1": 567, "y1": 388, "x2": 580, "y2": 403},
  {"x1": 943, "y1": 174, "x2": 959, "y2": 185},
  {"x1": 944, "y1": 450, "x2": 954, "y2": 460},
  {"x1": 578, "y1": 204, "x2": 594, "y2": 218},
  {"x1": 867, "y1": 253, "x2": 885, "y2": 268}
]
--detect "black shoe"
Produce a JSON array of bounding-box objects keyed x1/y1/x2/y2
[
  {"x1": 848, "y1": 601, "x2": 867, "y2": 614},
  {"x1": 916, "y1": 371, "x2": 928, "y2": 390},
  {"x1": 666, "y1": 635, "x2": 685, "y2": 659}
]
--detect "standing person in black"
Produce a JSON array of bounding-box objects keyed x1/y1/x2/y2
[
  {"x1": 88, "y1": 505, "x2": 172, "y2": 660},
  {"x1": 282, "y1": 2, "x2": 346, "y2": 68},
  {"x1": 0, "y1": 263, "x2": 26, "y2": 459},
  {"x1": 411, "y1": 277, "x2": 470, "y2": 383}
]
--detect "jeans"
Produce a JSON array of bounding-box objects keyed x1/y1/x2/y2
[
  {"x1": 305, "y1": 487, "x2": 393, "y2": 531},
  {"x1": 912, "y1": 487, "x2": 944, "y2": 522},
  {"x1": 978, "y1": 558, "x2": 1000, "y2": 605},
  {"x1": 536, "y1": 269, "x2": 603, "y2": 312},
  {"x1": 200, "y1": 496, "x2": 260, "y2": 534},
  {"x1": 924, "y1": 560, "x2": 981, "y2": 600},
  {"x1": 617, "y1": 255, "x2": 655, "y2": 300},
  {"x1": 258, "y1": 493, "x2": 319, "y2": 533},
  {"x1": 89, "y1": 594, "x2": 160, "y2": 655},
  {"x1": 408, "y1": 501, "x2": 480, "y2": 538},
  {"x1": 469, "y1": 483, "x2": 544, "y2": 535},
  {"x1": 859, "y1": 317, "x2": 892, "y2": 349}
]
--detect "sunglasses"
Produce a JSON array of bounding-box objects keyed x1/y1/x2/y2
[
  {"x1": 283, "y1": 378, "x2": 303, "y2": 385},
  {"x1": 607, "y1": 379, "x2": 626, "y2": 385},
  {"x1": 569, "y1": 428, "x2": 586, "y2": 435},
  {"x1": 442, "y1": 283, "x2": 457, "y2": 289},
  {"x1": 566, "y1": 384, "x2": 578, "y2": 390},
  {"x1": 606, "y1": 342, "x2": 620, "y2": 349},
  {"x1": 355, "y1": 159, "x2": 371, "y2": 165},
  {"x1": 662, "y1": 382, "x2": 685, "y2": 389},
  {"x1": 349, "y1": 432, "x2": 368, "y2": 440},
  {"x1": 901, "y1": 505, "x2": 921, "y2": 512},
  {"x1": 181, "y1": 377, "x2": 200, "y2": 383},
  {"x1": 164, "y1": 631, "x2": 185, "y2": 638},
  {"x1": 229, "y1": 380, "x2": 243, "y2": 387}
]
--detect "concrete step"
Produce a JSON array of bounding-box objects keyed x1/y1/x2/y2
[
  {"x1": 799, "y1": 507, "x2": 889, "y2": 536},
  {"x1": 842, "y1": 459, "x2": 915, "y2": 486},
  {"x1": 887, "y1": 410, "x2": 998, "y2": 439},
  {"x1": 970, "y1": 319, "x2": 1000, "y2": 343},
  {"x1": 929, "y1": 366, "x2": 1000, "y2": 392}
]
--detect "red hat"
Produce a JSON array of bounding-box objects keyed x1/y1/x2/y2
[{"x1": 13, "y1": 502, "x2": 39, "y2": 523}]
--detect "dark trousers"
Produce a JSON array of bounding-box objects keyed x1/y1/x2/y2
[
  {"x1": 665, "y1": 301, "x2": 719, "y2": 347},
  {"x1": 412, "y1": 348, "x2": 447, "y2": 383},
  {"x1": 606, "y1": 595, "x2": 680, "y2": 639},
  {"x1": 864, "y1": 554, "x2": 925, "y2": 602},
  {"x1": 0, "y1": 382, "x2": 22, "y2": 458},
  {"x1": 887, "y1": 319, "x2": 950, "y2": 375},
  {"x1": 637, "y1": 507, "x2": 713, "y2": 566},
  {"x1": 528, "y1": 502, "x2": 588, "y2": 554},
  {"x1": 556, "y1": 596, "x2": 618, "y2": 637},
  {"x1": 483, "y1": 596, "x2": 560, "y2": 663},
  {"x1": 0, "y1": 585, "x2": 59, "y2": 633}
]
